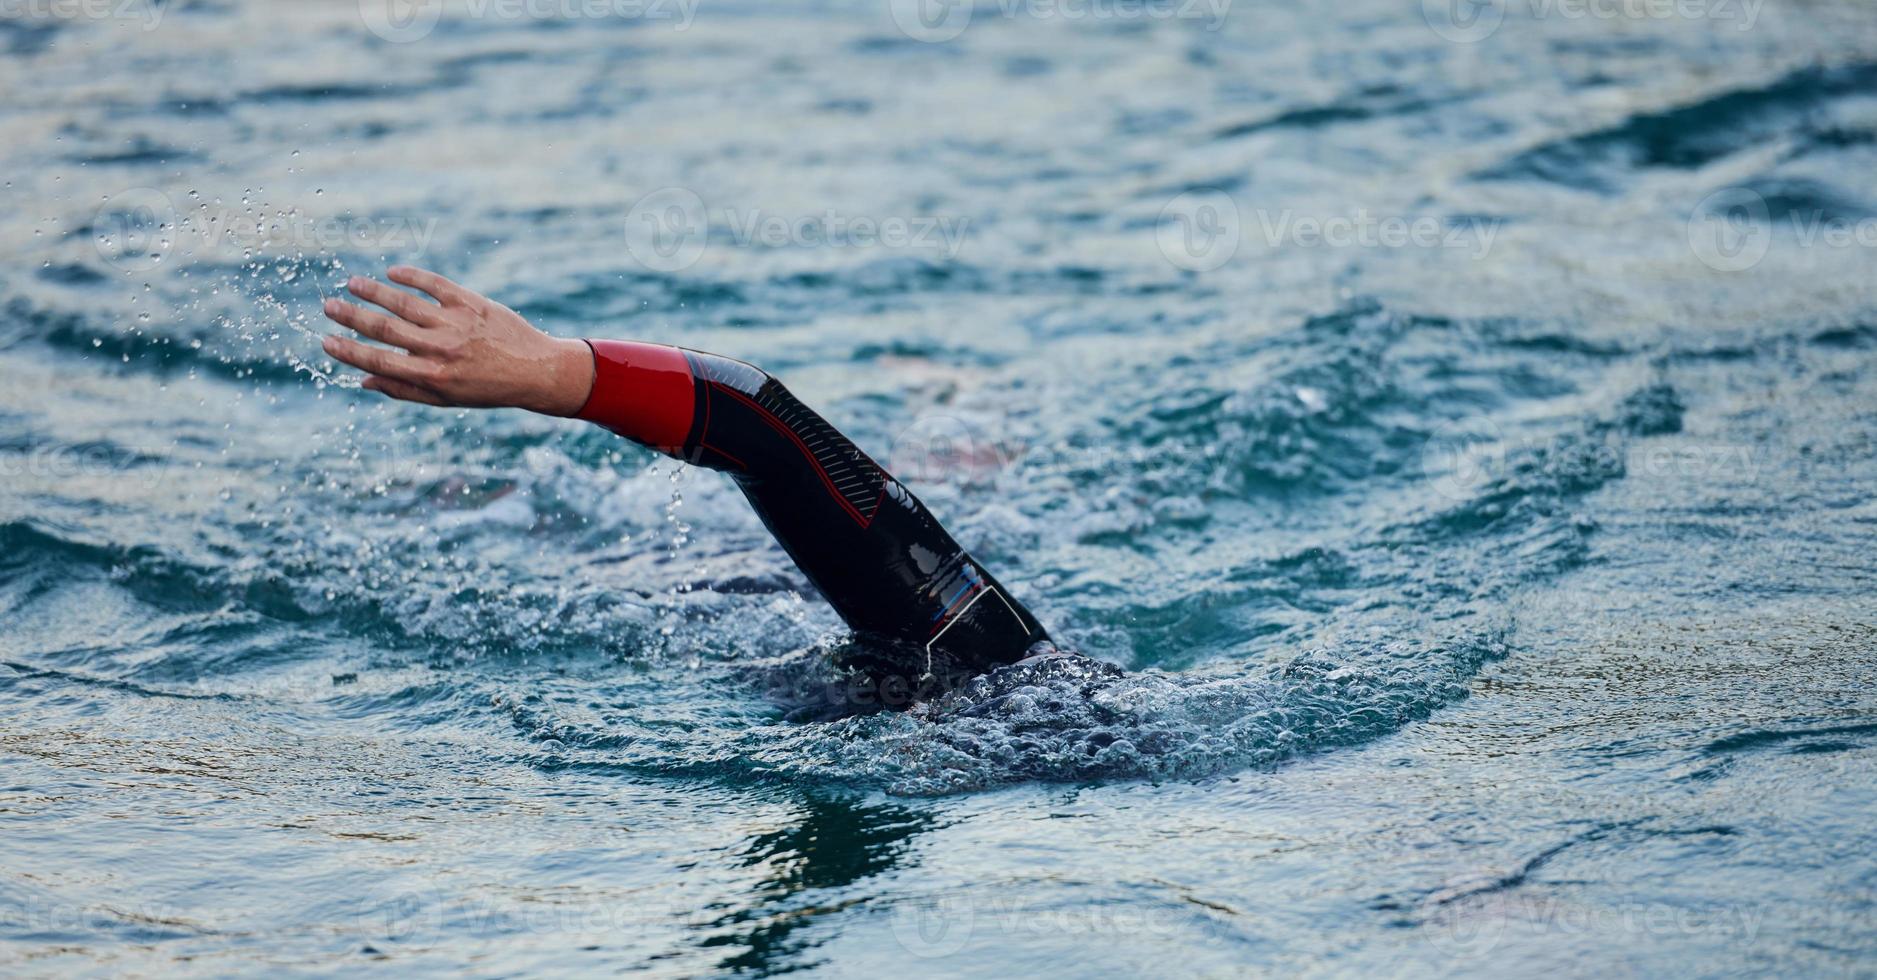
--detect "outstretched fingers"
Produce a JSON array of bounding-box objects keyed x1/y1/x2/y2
[
  {"x1": 346, "y1": 276, "x2": 451, "y2": 330},
  {"x1": 322, "y1": 334, "x2": 441, "y2": 389},
  {"x1": 387, "y1": 265, "x2": 472, "y2": 307},
  {"x1": 323, "y1": 297, "x2": 436, "y2": 354},
  {"x1": 320, "y1": 265, "x2": 488, "y2": 406}
]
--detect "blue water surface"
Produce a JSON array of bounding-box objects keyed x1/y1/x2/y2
[{"x1": 2, "y1": 0, "x2": 1875, "y2": 974}]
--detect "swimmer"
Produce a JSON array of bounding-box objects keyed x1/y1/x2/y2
[{"x1": 321, "y1": 266, "x2": 1054, "y2": 696}]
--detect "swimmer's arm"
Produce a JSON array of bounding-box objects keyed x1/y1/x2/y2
[
  {"x1": 324, "y1": 264, "x2": 1049, "y2": 669},
  {"x1": 320, "y1": 266, "x2": 596, "y2": 416}
]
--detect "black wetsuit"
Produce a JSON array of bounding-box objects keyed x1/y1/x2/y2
[{"x1": 573, "y1": 340, "x2": 1049, "y2": 688}]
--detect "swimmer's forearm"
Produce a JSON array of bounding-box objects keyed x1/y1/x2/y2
[{"x1": 321, "y1": 266, "x2": 596, "y2": 416}]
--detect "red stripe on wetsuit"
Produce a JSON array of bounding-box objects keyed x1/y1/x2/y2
[{"x1": 573, "y1": 340, "x2": 695, "y2": 452}]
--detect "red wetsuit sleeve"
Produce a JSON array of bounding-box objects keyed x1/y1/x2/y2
[{"x1": 573, "y1": 340, "x2": 695, "y2": 454}]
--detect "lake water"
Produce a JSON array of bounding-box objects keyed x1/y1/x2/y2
[{"x1": 3, "y1": 0, "x2": 1875, "y2": 974}]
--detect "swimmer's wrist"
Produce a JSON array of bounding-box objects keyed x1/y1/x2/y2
[{"x1": 530, "y1": 336, "x2": 597, "y2": 417}]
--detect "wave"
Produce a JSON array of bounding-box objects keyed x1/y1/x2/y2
[{"x1": 1474, "y1": 62, "x2": 1877, "y2": 192}]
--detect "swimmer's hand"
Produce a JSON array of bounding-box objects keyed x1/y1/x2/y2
[{"x1": 319, "y1": 265, "x2": 595, "y2": 416}]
